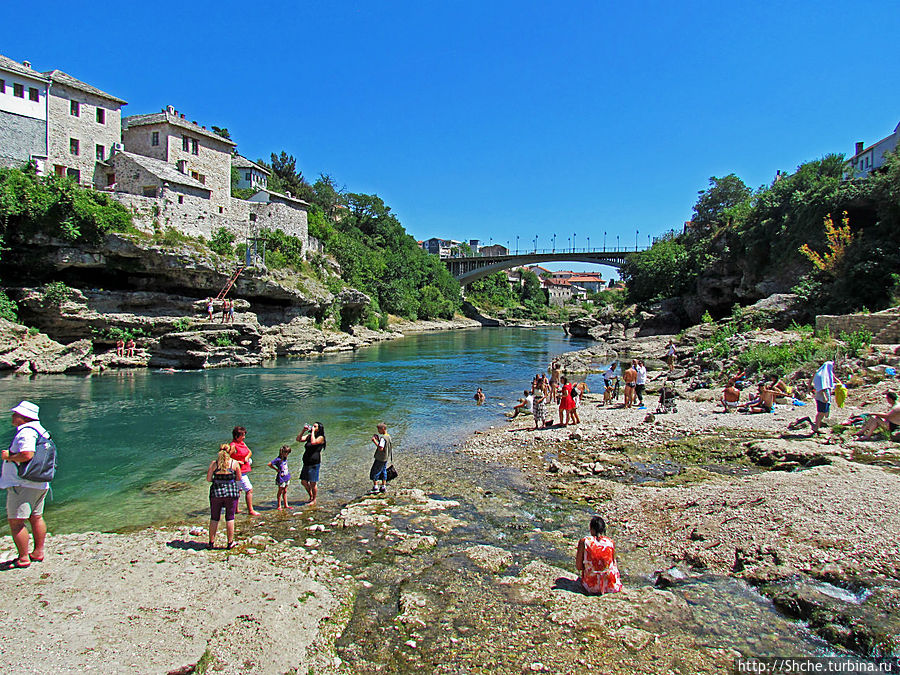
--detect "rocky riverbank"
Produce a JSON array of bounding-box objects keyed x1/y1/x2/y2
[
  {"x1": 463, "y1": 358, "x2": 900, "y2": 661},
  {"x1": 3, "y1": 331, "x2": 899, "y2": 673}
]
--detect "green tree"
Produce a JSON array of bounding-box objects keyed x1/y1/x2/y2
[
  {"x1": 691, "y1": 174, "x2": 752, "y2": 232},
  {"x1": 620, "y1": 235, "x2": 693, "y2": 306},
  {"x1": 209, "y1": 227, "x2": 236, "y2": 257},
  {"x1": 519, "y1": 270, "x2": 546, "y2": 305},
  {"x1": 264, "y1": 152, "x2": 315, "y2": 202}
]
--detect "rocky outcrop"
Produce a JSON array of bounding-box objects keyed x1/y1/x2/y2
[
  {"x1": 5, "y1": 232, "x2": 335, "y2": 327},
  {"x1": 149, "y1": 326, "x2": 263, "y2": 369},
  {"x1": 0, "y1": 319, "x2": 94, "y2": 374}
]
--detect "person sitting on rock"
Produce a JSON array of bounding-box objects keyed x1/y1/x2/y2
[
  {"x1": 720, "y1": 382, "x2": 741, "y2": 412},
  {"x1": 575, "y1": 515, "x2": 623, "y2": 595},
  {"x1": 855, "y1": 391, "x2": 900, "y2": 440},
  {"x1": 768, "y1": 374, "x2": 791, "y2": 401},
  {"x1": 510, "y1": 390, "x2": 533, "y2": 418},
  {"x1": 743, "y1": 382, "x2": 777, "y2": 414}
]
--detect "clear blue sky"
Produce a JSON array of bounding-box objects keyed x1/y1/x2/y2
[{"x1": 4, "y1": 1, "x2": 900, "y2": 262}]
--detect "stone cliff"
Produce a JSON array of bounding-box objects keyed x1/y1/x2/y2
[{"x1": 0, "y1": 232, "x2": 398, "y2": 373}]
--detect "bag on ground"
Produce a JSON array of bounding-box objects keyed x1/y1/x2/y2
[{"x1": 386, "y1": 464, "x2": 398, "y2": 482}]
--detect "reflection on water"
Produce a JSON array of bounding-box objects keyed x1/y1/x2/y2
[{"x1": 0, "y1": 328, "x2": 589, "y2": 532}]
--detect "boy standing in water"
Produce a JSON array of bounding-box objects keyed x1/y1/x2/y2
[{"x1": 369, "y1": 423, "x2": 392, "y2": 495}]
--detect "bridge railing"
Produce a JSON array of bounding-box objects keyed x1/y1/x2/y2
[{"x1": 442, "y1": 245, "x2": 648, "y2": 259}]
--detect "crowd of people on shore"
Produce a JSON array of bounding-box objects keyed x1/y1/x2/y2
[{"x1": 490, "y1": 357, "x2": 664, "y2": 430}]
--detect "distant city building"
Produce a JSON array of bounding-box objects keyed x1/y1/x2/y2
[
  {"x1": 566, "y1": 273, "x2": 605, "y2": 293},
  {"x1": 232, "y1": 154, "x2": 269, "y2": 191},
  {"x1": 421, "y1": 237, "x2": 464, "y2": 258},
  {"x1": 0, "y1": 54, "x2": 49, "y2": 171},
  {"x1": 525, "y1": 265, "x2": 552, "y2": 278},
  {"x1": 122, "y1": 106, "x2": 235, "y2": 210},
  {"x1": 543, "y1": 278, "x2": 573, "y2": 306},
  {"x1": 506, "y1": 268, "x2": 525, "y2": 287},
  {"x1": 846, "y1": 120, "x2": 900, "y2": 179},
  {"x1": 479, "y1": 244, "x2": 509, "y2": 257}
]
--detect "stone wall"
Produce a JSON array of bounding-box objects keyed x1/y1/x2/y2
[
  {"x1": 816, "y1": 309, "x2": 900, "y2": 344},
  {"x1": 163, "y1": 127, "x2": 231, "y2": 211},
  {"x1": 110, "y1": 191, "x2": 309, "y2": 244},
  {"x1": 0, "y1": 111, "x2": 45, "y2": 165},
  {"x1": 47, "y1": 82, "x2": 122, "y2": 185}
]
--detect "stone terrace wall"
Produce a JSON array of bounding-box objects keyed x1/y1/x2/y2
[
  {"x1": 816, "y1": 308, "x2": 900, "y2": 344},
  {"x1": 109, "y1": 191, "x2": 309, "y2": 246}
]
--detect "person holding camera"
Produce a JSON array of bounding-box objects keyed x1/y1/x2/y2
[{"x1": 296, "y1": 422, "x2": 325, "y2": 506}]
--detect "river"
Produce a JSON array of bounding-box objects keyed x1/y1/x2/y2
[{"x1": 0, "y1": 327, "x2": 594, "y2": 533}]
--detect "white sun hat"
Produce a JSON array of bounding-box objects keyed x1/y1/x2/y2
[{"x1": 10, "y1": 401, "x2": 39, "y2": 420}]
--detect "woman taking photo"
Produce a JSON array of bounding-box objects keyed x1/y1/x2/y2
[
  {"x1": 296, "y1": 422, "x2": 326, "y2": 506},
  {"x1": 206, "y1": 444, "x2": 242, "y2": 549}
]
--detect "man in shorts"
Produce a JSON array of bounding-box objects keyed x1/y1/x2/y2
[
  {"x1": 1, "y1": 401, "x2": 51, "y2": 568},
  {"x1": 622, "y1": 362, "x2": 638, "y2": 408},
  {"x1": 370, "y1": 422, "x2": 392, "y2": 494}
]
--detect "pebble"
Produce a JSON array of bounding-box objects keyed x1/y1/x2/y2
[{"x1": 405, "y1": 639, "x2": 417, "y2": 648}]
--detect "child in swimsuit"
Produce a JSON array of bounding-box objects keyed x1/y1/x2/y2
[{"x1": 268, "y1": 445, "x2": 292, "y2": 510}]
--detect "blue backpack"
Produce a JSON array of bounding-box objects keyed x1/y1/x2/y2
[{"x1": 14, "y1": 427, "x2": 58, "y2": 483}]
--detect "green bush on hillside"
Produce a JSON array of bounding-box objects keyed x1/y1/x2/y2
[
  {"x1": 0, "y1": 166, "x2": 133, "y2": 260},
  {"x1": 622, "y1": 150, "x2": 900, "y2": 315},
  {"x1": 0, "y1": 291, "x2": 18, "y2": 323}
]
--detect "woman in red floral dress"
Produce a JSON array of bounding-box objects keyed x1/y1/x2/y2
[{"x1": 576, "y1": 516, "x2": 623, "y2": 595}]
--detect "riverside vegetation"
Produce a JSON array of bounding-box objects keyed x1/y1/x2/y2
[{"x1": 620, "y1": 149, "x2": 900, "y2": 324}]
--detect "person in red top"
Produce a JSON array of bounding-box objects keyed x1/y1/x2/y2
[
  {"x1": 558, "y1": 376, "x2": 576, "y2": 426},
  {"x1": 228, "y1": 426, "x2": 260, "y2": 515},
  {"x1": 576, "y1": 515, "x2": 623, "y2": 595}
]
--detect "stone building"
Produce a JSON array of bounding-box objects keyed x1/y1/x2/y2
[
  {"x1": 100, "y1": 149, "x2": 212, "y2": 199},
  {"x1": 232, "y1": 154, "x2": 269, "y2": 191},
  {"x1": 122, "y1": 106, "x2": 235, "y2": 211},
  {"x1": 0, "y1": 54, "x2": 49, "y2": 170},
  {"x1": 248, "y1": 187, "x2": 310, "y2": 210},
  {"x1": 479, "y1": 244, "x2": 509, "y2": 257},
  {"x1": 43, "y1": 69, "x2": 126, "y2": 184},
  {"x1": 543, "y1": 278, "x2": 574, "y2": 307},
  {"x1": 846, "y1": 120, "x2": 900, "y2": 179}
]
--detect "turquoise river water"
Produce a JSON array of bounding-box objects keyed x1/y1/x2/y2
[{"x1": 0, "y1": 327, "x2": 595, "y2": 533}]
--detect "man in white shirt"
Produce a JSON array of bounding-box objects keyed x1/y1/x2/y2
[
  {"x1": 635, "y1": 360, "x2": 648, "y2": 407},
  {"x1": 1, "y1": 401, "x2": 51, "y2": 568}
]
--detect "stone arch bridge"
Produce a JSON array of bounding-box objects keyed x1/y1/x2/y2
[{"x1": 444, "y1": 249, "x2": 645, "y2": 285}]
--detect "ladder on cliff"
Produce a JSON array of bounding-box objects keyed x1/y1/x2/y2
[{"x1": 216, "y1": 265, "x2": 244, "y2": 300}]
